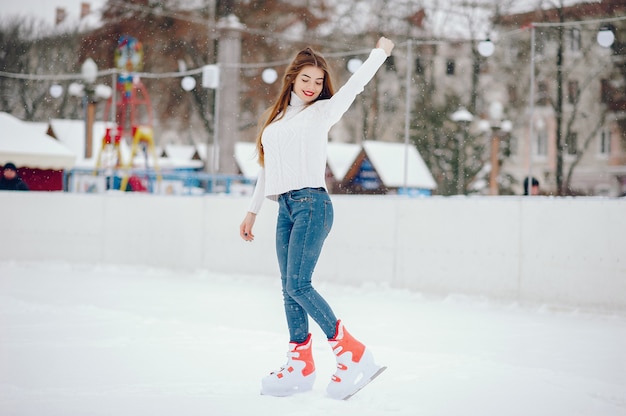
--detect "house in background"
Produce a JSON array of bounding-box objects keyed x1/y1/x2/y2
[
  {"x1": 46, "y1": 119, "x2": 127, "y2": 169},
  {"x1": 160, "y1": 144, "x2": 198, "y2": 162},
  {"x1": 0, "y1": 112, "x2": 76, "y2": 191},
  {"x1": 234, "y1": 140, "x2": 436, "y2": 197},
  {"x1": 0, "y1": 110, "x2": 438, "y2": 196},
  {"x1": 234, "y1": 142, "x2": 259, "y2": 179},
  {"x1": 333, "y1": 141, "x2": 437, "y2": 196},
  {"x1": 491, "y1": 0, "x2": 626, "y2": 196},
  {"x1": 325, "y1": 142, "x2": 362, "y2": 193}
]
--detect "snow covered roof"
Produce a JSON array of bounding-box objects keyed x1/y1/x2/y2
[
  {"x1": 234, "y1": 141, "x2": 364, "y2": 181},
  {"x1": 162, "y1": 144, "x2": 197, "y2": 161},
  {"x1": 362, "y1": 140, "x2": 437, "y2": 190},
  {"x1": 0, "y1": 112, "x2": 76, "y2": 170},
  {"x1": 233, "y1": 140, "x2": 437, "y2": 189},
  {"x1": 48, "y1": 118, "x2": 121, "y2": 162},
  {"x1": 327, "y1": 142, "x2": 361, "y2": 181},
  {"x1": 235, "y1": 142, "x2": 259, "y2": 178},
  {"x1": 47, "y1": 119, "x2": 203, "y2": 170}
]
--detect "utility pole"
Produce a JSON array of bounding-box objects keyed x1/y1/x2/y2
[
  {"x1": 215, "y1": 14, "x2": 243, "y2": 174},
  {"x1": 555, "y1": 17, "x2": 565, "y2": 195},
  {"x1": 204, "y1": 0, "x2": 217, "y2": 173}
]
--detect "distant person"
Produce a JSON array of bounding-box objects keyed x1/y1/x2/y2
[
  {"x1": 127, "y1": 175, "x2": 148, "y2": 192},
  {"x1": 523, "y1": 176, "x2": 540, "y2": 196},
  {"x1": 239, "y1": 37, "x2": 394, "y2": 400},
  {"x1": 0, "y1": 162, "x2": 29, "y2": 191}
]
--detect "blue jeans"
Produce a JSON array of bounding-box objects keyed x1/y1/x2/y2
[{"x1": 276, "y1": 187, "x2": 338, "y2": 343}]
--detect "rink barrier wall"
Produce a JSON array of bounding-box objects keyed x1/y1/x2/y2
[{"x1": 1, "y1": 192, "x2": 625, "y2": 311}]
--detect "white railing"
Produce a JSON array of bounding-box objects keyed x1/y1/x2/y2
[{"x1": 1, "y1": 192, "x2": 624, "y2": 312}]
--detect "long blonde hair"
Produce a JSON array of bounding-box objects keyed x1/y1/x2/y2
[{"x1": 256, "y1": 47, "x2": 335, "y2": 166}]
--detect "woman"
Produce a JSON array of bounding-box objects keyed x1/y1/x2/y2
[{"x1": 240, "y1": 37, "x2": 394, "y2": 400}]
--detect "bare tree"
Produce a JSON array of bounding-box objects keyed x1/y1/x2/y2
[
  {"x1": 0, "y1": 17, "x2": 83, "y2": 121},
  {"x1": 562, "y1": 60, "x2": 611, "y2": 192},
  {"x1": 538, "y1": 0, "x2": 616, "y2": 195}
]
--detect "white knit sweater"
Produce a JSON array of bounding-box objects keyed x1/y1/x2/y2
[{"x1": 248, "y1": 48, "x2": 388, "y2": 214}]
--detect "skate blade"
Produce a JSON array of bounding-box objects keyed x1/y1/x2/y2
[
  {"x1": 342, "y1": 365, "x2": 387, "y2": 400},
  {"x1": 260, "y1": 377, "x2": 316, "y2": 397},
  {"x1": 260, "y1": 383, "x2": 314, "y2": 397}
]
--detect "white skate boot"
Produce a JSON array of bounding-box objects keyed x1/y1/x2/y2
[
  {"x1": 327, "y1": 320, "x2": 386, "y2": 400},
  {"x1": 261, "y1": 333, "x2": 316, "y2": 397}
]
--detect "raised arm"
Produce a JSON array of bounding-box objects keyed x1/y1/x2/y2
[{"x1": 324, "y1": 37, "x2": 395, "y2": 124}]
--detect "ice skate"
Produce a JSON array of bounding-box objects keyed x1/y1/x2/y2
[
  {"x1": 261, "y1": 333, "x2": 316, "y2": 397},
  {"x1": 327, "y1": 320, "x2": 386, "y2": 400}
]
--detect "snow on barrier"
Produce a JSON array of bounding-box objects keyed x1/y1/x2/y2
[{"x1": 1, "y1": 192, "x2": 624, "y2": 311}]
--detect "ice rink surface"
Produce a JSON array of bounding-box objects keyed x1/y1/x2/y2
[{"x1": 1, "y1": 261, "x2": 625, "y2": 416}]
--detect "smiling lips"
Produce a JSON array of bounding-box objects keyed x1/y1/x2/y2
[{"x1": 303, "y1": 90, "x2": 315, "y2": 97}]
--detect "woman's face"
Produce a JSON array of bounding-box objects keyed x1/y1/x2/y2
[{"x1": 292, "y1": 65, "x2": 325, "y2": 104}]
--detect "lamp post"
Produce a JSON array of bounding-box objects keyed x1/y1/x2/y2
[
  {"x1": 484, "y1": 101, "x2": 512, "y2": 196},
  {"x1": 69, "y1": 58, "x2": 111, "y2": 159},
  {"x1": 403, "y1": 39, "x2": 413, "y2": 194},
  {"x1": 198, "y1": 64, "x2": 220, "y2": 175},
  {"x1": 451, "y1": 107, "x2": 474, "y2": 195},
  {"x1": 82, "y1": 58, "x2": 98, "y2": 159},
  {"x1": 215, "y1": 14, "x2": 243, "y2": 175}
]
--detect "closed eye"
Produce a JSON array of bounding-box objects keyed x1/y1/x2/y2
[{"x1": 301, "y1": 74, "x2": 324, "y2": 85}]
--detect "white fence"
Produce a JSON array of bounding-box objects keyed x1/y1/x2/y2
[{"x1": 1, "y1": 192, "x2": 624, "y2": 311}]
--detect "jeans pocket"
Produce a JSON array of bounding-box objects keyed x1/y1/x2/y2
[
  {"x1": 289, "y1": 189, "x2": 312, "y2": 203},
  {"x1": 290, "y1": 195, "x2": 311, "y2": 203}
]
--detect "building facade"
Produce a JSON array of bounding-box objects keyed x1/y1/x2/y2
[{"x1": 492, "y1": 0, "x2": 626, "y2": 196}]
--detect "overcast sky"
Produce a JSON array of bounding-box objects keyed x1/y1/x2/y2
[
  {"x1": 1, "y1": 0, "x2": 107, "y2": 26},
  {"x1": 0, "y1": 0, "x2": 598, "y2": 31}
]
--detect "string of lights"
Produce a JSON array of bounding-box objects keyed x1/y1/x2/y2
[
  {"x1": 0, "y1": 49, "x2": 376, "y2": 82},
  {"x1": 0, "y1": 8, "x2": 624, "y2": 83}
]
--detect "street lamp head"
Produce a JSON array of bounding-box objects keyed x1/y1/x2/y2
[
  {"x1": 94, "y1": 84, "x2": 112, "y2": 99},
  {"x1": 451, "y1": 107, "x2": 474, "y2": 123},
  {"x1": 478, "y1": 119, "x2": 491, "y2": 133},
  {"x1": 181, "y1": 76, "x2": 197, "y2": 91},
  {"x1": 347, "y1": 58, "x2": 363, "y2": 73},
  {"x1": 49, "y1": 84, "x2": 63, "y2": 98},
  {"x1": 68, "y1": 82, "x2": 85, "y2": 97},
  {"x1": 488, "y1": 101, "x2": 503, "y2": 122},
  {"x1": 81, "y1": 58, "x2": 98, "y2": 84},
  {"x1": 597, "y1": 26, "x2": 615, "y2": 48},
  {"x1": 477, "y1": 39, "x2": 495, "y2": 57},
  {"x1": 261, "y1": 68, "x2": 278, "y2": 84}
]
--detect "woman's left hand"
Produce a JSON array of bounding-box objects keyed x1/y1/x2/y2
[
  {"x1": 240, "y1": 212, "x2": 256, "y2": 242},
  {"x1": 376, "y1": 37, "x2": 394, "y2": 56}
]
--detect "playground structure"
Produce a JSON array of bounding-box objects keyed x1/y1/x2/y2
[{"x1": 95, "y1": 36, "x2": 161, "y2": 191}]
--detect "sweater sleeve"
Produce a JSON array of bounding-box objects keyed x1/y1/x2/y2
[
  {"x1": 324, "y1": 48, "x2": 388, "y2": 126},
  {"x1": 247, "y1": 167, "x2": 266, "y2": 214}
]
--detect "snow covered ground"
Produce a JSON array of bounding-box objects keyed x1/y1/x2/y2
[{"x1": 1, "y1": 261, "x2": 625, "y2": 416}]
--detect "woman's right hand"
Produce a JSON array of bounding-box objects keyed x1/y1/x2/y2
[
  {"x1": 240, "y1": 212, "x2": 256, "y2": 241},
  {"x1": 376, "y1": 37, "x2": 394, "y2": 56}
]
